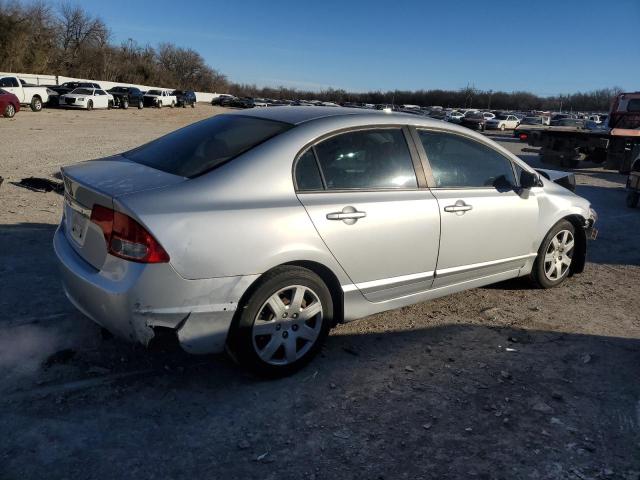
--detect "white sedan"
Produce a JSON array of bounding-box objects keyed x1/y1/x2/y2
[
  {"x1": 59, "y1": 88, "x2": 113, "y2": 110},
  {"x1": 486, "y1": 114, "x2": 521, "y2": 131}
]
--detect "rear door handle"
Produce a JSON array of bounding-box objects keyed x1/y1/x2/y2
[
  {"x1": 444, "y1": 201, "x2": 473, "y2": 214},
  {"x1": 326, "y1": 212, "x2": 367, "y2": 220},
  {"x1": 326, "y1": 206, "x2": 367, "y2": 223}
]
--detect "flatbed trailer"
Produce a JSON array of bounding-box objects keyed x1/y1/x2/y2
[{"x1": 517, "y1": 92, "x2": 640, "y2": 173}]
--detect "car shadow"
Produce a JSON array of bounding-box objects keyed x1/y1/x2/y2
[{"x1": 2, "y1": 321, "x2": 639, "y2": 479}]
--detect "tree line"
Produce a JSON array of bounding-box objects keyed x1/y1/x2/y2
[{"x1": 0, "y1": 1, "x2": 625, "y2": 112}]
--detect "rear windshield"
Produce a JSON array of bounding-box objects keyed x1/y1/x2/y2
[{"x1": 123, "y1": 115, "x2": 292, "y2": 177}]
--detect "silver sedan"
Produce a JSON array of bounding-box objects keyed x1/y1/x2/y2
[{"x1": 54, "y1": 107, "x2": 597, "y2": 376}]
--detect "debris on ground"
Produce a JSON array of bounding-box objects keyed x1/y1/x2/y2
[
  {"x1": 10, "y1": 177, "x2": 63, "y2": 194},
  {"x1": 43, "y1": 349, "x2": 76, "y2": 367}
]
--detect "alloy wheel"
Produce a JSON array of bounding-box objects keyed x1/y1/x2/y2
[
  {"x1": 543, "y1": 229, "x2": 574, "y2": 281},
  {"x1": 252, "y1": 285, "x2": 323, "y2": 366},
  {"x1": 5, "y1": 104, "x2": 15, "y2": 117}
]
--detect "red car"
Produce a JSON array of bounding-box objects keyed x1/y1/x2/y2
[{"x1": 0, "y1": 88, "x2": 20, "y2": 118}]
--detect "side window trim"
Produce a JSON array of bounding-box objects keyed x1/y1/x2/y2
[
  {"x1": 410, "y1": 126, "x2": 520, "y2": 190},
  {"x1": 293, "y1": 125, "x2": 427, "y2": 193},
  {"x1": 310, "y1": 146, "x2": 328, "y2": 190}
]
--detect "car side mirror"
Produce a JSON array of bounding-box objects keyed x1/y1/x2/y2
[{"x1": 520, "y1": 170, "x2": 538, "y2": 189}]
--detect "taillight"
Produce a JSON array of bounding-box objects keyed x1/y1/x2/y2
[
  {"x1": 519, "y1": 133, "x2": 528, "y2": 141},
  {"x1": 90, "y1": 205, "x2": 169, "y2": 263}
]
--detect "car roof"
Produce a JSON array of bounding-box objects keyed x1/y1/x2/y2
[{"x1": 225, "y1": 106, "x2": 394, "y2": 125}]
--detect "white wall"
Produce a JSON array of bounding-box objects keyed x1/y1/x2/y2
[{"x1": 0, "y1": 71, "x2": 225, "y2": 102}]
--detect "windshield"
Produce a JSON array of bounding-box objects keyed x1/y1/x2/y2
[
  {"x1": 495, "y1": 115, "x2": 508, "y2": 120},
  {"x1": 110, "y1": 87, "x2": 127, "y2": 93},
  {"x1": 146, "y1": 90, "x2": 162, "y2": 95},
  {"x1": 70, "y1": 88, "x2": 93, "y2": 95},
  {"x1": 123, "y1": 115, "x2": 293, "y2": 178}
]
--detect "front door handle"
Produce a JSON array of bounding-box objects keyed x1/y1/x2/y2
[
  {"x1": 326, "y1": 206, "x2": 367, "y2": 224},
  {"x1": 444, "y1": 200, "x2": 473, "y2": 215}
]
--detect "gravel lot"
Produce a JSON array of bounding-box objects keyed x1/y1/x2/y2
[{"x1": 1, "y1": 108, "x2": 639, "y2": 480}]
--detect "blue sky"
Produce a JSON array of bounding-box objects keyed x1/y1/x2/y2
[{"x1": 77, "y1": 0, "x2": 638, "y2": 95}]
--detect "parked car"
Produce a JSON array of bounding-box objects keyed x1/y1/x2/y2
[
  {"x1": 48, "y1": 82, "x2": 101, "y2": 106},
  {"x1": 58, "y1": 88, "x2": 114, "y2": 110},
  {"x1": 460, "y1": 111, "x2": 488, "y2": 131},
  {"x1": 0, "y1": 76, "x2": 54, "y2": 111},
  {"x1": 486, "y1": 114, "x2": 521, "y2": 131},
  {"x1": 108, "y1": 86, "x2": 145, "y2": 109},
  {"x1": 212, "y1": 94, "x2": 235, "y2": 106},
  {"x1": 54, "y1": 107, "x2": 597, "y2": 376},
  {"x1": 173, "y1": 90, "x2": 197, "y2": 108},
  {"x1": 446, "y1": 111, "x2": 465, "y2": 123},
  {"x1": 143, "y1": 90, "x2": 177, "y2": 108},
  {"x1": 0, "y1": 88, "x2": 20, "y2": 118}
]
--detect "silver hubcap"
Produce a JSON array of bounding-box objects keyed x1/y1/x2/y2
[
  {"x1": 252, "y1": 285, "x2": 323, "y2": 366},
  {"x1": 7, "y1": 105, "x2": 14, "y2": 116},
  {"x1": 544, "y1": 229, "x2": 574, "y2": 281}
]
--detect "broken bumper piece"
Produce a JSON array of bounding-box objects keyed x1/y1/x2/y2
[{"x1": 53, "y1": 225, "x2": 259, "y2": 354}]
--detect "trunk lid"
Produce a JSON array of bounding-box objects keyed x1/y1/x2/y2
[{"x1": 60, "y1": 156, "x2": 185, "y2": 269}]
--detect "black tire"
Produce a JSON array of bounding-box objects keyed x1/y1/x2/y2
[
  {"x1": 3, "y1": 103, "x2": 16, "y2": 118},
  {"x1": 191, "y1": 102, "x2": 195, "y2": 108},
  {"x1": 138, "y1": 99, "x2": 143, "y2": 109},
  {"x1": 107, "y1": 100, "x2": 113, "y2": 110},
  {"x1": 227, "y1": 266, "x2": 333, "y2": 377},
  {"x1": 626, "y1": 191, "x2": 639, "y2": 208},
  {"x1": 87, "y1": 100, "x2": 93, "y2": 111},
  {"x1": 170, "y1": 100, "x2": 175, "y2": 108},
  {"x1": 157, "y1": 100, "x2": 162, "y2": 109},
  {"x1": 530, "y1": 219, "x2": 576, "y2": 289},
  {"x1": 500, "y1": 124, "x2": 506, "y2": 131},
  {"x1": 30, "y1": 96, "x2": 42, "y2": 112},
  {"x1": 122, "y1": 97, "x2": 129, "y2": 110}
]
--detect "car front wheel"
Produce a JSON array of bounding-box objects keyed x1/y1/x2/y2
[
  {"x1": 531, "y1": 219, "x2": 576, "y2": 288},
  {"x1": 228, "y1": 266, "x2": 333, "y2": 377},
  {"x1": 4, "y1": 103, "x2": 16, "y2": 118}
]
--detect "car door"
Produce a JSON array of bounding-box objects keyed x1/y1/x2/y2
[
  {"x1": 95, "y1": 90, "x2": 107, "y2": 108},
  {"x1": 0, "y1": 77, "x2": 22, "y2": 102},
  {"x1": 295, "y1": 127, "x2": 441, "y2": 302},
  {"x1": 414, "y1": 128, "x2": 539, "y2": 288}
]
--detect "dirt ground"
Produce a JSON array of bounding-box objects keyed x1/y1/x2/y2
[{"x1": 1, "y1": 108, "x2": 639, "y2": 480}]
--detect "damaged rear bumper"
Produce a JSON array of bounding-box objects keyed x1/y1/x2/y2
[{"x1": 53, "y1": 226, "x2": 258, "y2": 354}]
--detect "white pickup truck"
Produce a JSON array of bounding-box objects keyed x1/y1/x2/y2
[{"x1": 0, "y1": 76, "x2": 54, "y2": 111}]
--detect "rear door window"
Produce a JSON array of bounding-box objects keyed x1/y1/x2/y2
[
  {"x1": 123, "y1": 115, "x2": 292, "y2": 177},
  {"x1": 312, "y1": 129, "x2": 418, "y2": 190}
]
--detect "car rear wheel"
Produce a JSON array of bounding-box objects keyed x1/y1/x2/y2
[
  {"x1": 138, "y1": 99, "x2": 143, "y2": 109},
  {"x1": 170, "y1": 100, "x2": 175, "y2": 108},
  {"x1": 30, "y1": 96, "x2": 42, "y2": 112},
  {"x1": 500, "y1": 124, "x2": 506, "y2": 131},
  {"x1": 228, "y1": 266, "x2": 333, "y2": 377},
  {"x1": 87, "y1": 100, "x2": 93, "y2": 111},
  {"x1": 122, "y1": 98, "x2": 129, "y2": 109},
  {"x1": 3, "y1": 103, "x2": 15, "y2": 118},
  {"x1": 531, "y1": 220, "x2": 575, "y2": 288}
]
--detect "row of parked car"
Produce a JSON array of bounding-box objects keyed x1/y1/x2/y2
[
  {"x1": 208, "y1": 95, "x2": 608, "y2": 134},
  {"x1": 0, "y1": 75, "x2": 198, "y2": 117}
]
